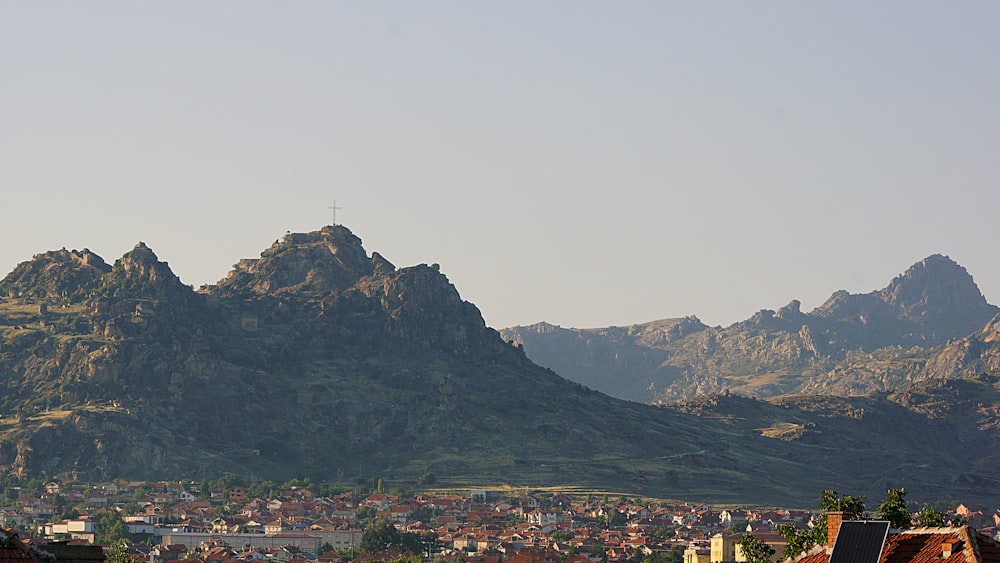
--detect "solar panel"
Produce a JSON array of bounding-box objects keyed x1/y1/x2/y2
[{"x1": 829, "y1": 521, "x2": 890, "y2": 563}]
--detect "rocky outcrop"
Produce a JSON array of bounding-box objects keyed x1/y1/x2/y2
[
  {"x1": 921, "y1": 313, "x2": 1000, "y2": 379},
  {"x1": 0, "y1": 248, "x2": 110, "y2": 304},
  {"x1": 213, "y1": 226, "x2": 390, "y2": 297}
]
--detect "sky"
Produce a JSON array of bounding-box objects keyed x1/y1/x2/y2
[{"x1": 2, "y1": 2, "x2": 999, "y2": 330}]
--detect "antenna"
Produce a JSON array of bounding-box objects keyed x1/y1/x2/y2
[{"x1": 327, "y1": 201, "x2": 343, "y2": 226}]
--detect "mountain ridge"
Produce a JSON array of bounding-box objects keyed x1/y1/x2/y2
[
  {"x1": 4, "y1": 230, "x2": 1000, "y2": 506},
  {"x1": 501, "y1": 254, "x2": 999, "y2": 402}
]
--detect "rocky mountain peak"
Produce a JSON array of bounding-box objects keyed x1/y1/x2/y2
[
  {"x1": 0, "y1": 248, "x2": 111, "y2": 304},
  {"x1": 877, "y1": 254, "x2": 997, "y2": 327},
  {"x1": 212, "y1": 225, "x2": 391, "y2": 296},
  {"x1": 101, "y1": 242, "x2": 192, "y2": 302}
]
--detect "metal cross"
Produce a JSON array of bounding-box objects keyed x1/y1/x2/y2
[{"x1": 327, "y1": 201, "x2": 343, "y2": 226}]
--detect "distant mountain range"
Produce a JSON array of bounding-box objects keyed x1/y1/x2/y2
[
  {"x1": 3, "y1": 230, "x2": 1000, "y2": 507},
  {"x1": 501, "y1": 254, "x2": 1000, "y2": 402}
]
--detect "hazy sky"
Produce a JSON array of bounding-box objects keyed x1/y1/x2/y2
[{"x1": 2, "y1": 2, "x2": 998, "y2": 330}]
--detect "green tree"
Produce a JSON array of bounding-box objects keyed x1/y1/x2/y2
[
  {"x1": 643, "y1": 553, "x2": 671, "y2": 563},
  {"x1": 356, "y1": 506, "x2": 377, "y2": 523},
  {"x1": 877, "y1": 489, "x2": 910, "y2": 529},
  {"x1": 777, "y1": 490, "x2": 866, "y2": 559},
  {"x1": 108, "y1": 539, "x2": 131, "y2": 563},
  {"x1": 360, "y1": 518, "x2": 427, "y2": 555},
  {"x1": 589, "y1": 544, "x2": 608, "y2": 563},
  {"x1": 131, "y1": 486, "x2": 150, "y2": 502},
  {"x1": 97, "y1": 511, "x2": 128, "y2": 545},
  {"x1": 917, "y1": 506, "x2": 944, "y2": 527},
  {"x1": 550, "y1": 529, "x2": 575, "y2": 543},
  {"x1": 811, "y1": 489, "x2": 866, "y2": 547},
  {"x1": 248, "y1": 481, "x2": 279, "y2": 500},
  {"x1": 361, "y1": 518, "x2": 401, "y2": 554},
  {"x1": 651, "y1": 525, "x2": 676, "y2": 540},
  {"x1": 820, "y1": 489, "x2": 866, "y2": 517},
  {"x1": 388, "y1": 487, "x2": 409, "y2": 497},
  {"x1": 738, "y1": 534, "x2": 775, "y2": 563},
  {"x1": 418, "y1": 472, "x2": 436, "y2": 485},
  {"x1": 663, "y1": 547, "x2": 684, "y2": 563},
  {"x1": 777, "y1": 523, "x2": 815, "y2": 559}
]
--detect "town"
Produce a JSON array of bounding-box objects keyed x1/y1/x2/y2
[{"x1": 1, "y1": 479, "x2": 998, "y2": 563}]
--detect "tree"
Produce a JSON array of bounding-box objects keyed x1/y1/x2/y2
[
  {"x1": 97, "y1": 511, "x2": 128, "y2": 545},
  {"x1": 356, "y1": 506, "x2": 377, "y2": 523},
  {"x1": 738, "y1": 534, "x2": 775, "y2": 563},
  {"x1": 811, "y1": 489, "x2": 866, "y2": 547},
  {"x1": 360, "y1": 518, "x2": 428, "y2": 556},
  {"x1": 550, "y1": 529, "x2": 575, "y2": 543},
  {"x1": 643, "y1": 553, "x2": 672, "y2": 563},
  {"x1": 418, "y1": 472, "x2": 436, "y2": 485},
  {"x1": 917, "y1": 506, "x2": 944, "y2": 527},
  {"x1": 877, "y1": 489, "x2": 910, "y2": 529},
  {"x1": 663, "y1": 547, "x2": 684, "y2": 563},
  {"x1": 589, "y1": 544, "x2": 608, "y2": 563},
  {"x1": 778, "y1": 490, "x2": 867, "y2": 558},
  {"x1": 777, "y1": 523, "x2": 815, "y2": 559},
  {"x1": 651, "y1": 525, "x2": 675, "y2": 540},
  {"x1": 248, "y1": 481, "x2": 279, "y2": 500},
  {"x1": 819, "y1": 489, "x2": 866, "y2": 518},
  {"x1": 108, "y1": 539, "x2": 131, "y2": 563},
  {"x1": 361, "y1": 518, "x2": 400, "y2": 554}
]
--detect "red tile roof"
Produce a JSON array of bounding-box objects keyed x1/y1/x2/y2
[
  {"x1": 786, "y1": 526, "x2": 1000, "y2": 563},
  {"x1": 0, "y1": 530, "x2": 44, "y2": 563}
]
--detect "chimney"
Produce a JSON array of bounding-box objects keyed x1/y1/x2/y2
[
  {"x1": 941, "y1": 538, "x2": 961, "y2": 558},
  {"x1": 827, "y1": 512, "x2": 844, "y2": 549}
]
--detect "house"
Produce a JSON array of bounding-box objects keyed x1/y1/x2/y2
[
  {"x1": 710, "y1": 533, "x2": 739, "y2": 563},
  {"x1": 41, "y1": 517, "x2": 96, "y2": 543},
  {"x1": 786, "y1": 515, "x2": 1000, "y2": 563},
  {"x1": 685, "y1": 546, "x2": 710, "y2": 563},
  {"x1": 228, "y1": 487, "x2": 248, "y2": 502}
]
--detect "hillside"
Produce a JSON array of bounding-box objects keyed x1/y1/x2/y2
[
  {"x1": 502, "y1": 254, "x2": 999, "y2": 402},
  {"x1": 4, "y1": 229, "x2": 1000, "y2": 506}
]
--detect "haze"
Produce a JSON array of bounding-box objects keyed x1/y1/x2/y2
[{"x1": 2, "y1": 2, "x2": 998, "y2": 330}]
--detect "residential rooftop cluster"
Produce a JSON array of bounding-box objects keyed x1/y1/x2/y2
[{"x1": 1, "y1": 481, "x2": 998, "y2": 563}]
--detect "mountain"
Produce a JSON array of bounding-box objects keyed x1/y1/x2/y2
[
  {"x1": 0, "y1": 227, "x2": 750, "y2": 500},
  {"x1": 5, "y1": 231, "x2": 1000, "y2": 506},
  {"x1": 501, "y1": 254, "x2": 999, "y2": 402}
]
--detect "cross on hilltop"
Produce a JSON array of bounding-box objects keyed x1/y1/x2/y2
[{"x1": 327, "y1": 201, "x2": 343, "y2": 226}]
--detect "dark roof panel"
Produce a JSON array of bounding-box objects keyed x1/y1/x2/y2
[{"x1": 830, "y1": 521, "x2": 890, "y2": 563}]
